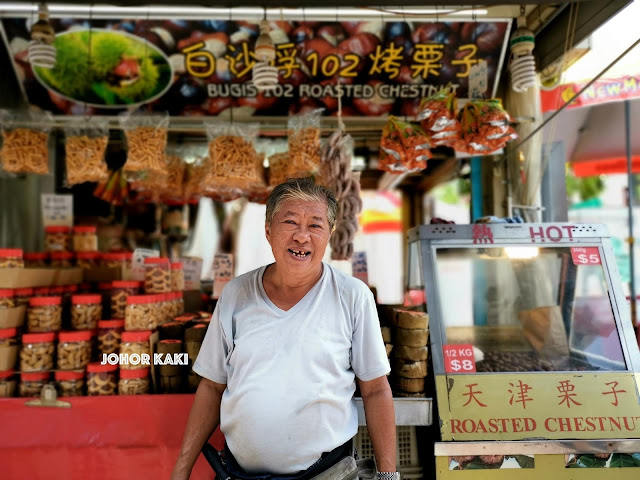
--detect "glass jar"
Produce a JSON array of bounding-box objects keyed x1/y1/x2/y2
[
  {"x1": 0, "y1": 289, "x2": 14, "y2": 309},
  {"x1": 0, "y1": 369, "x2": 17, "y2": 398},
  {"x1": 143, "y1": 258, "x2": 171, "y2": 293},
  {"x1": 157, "y1": 293, "x2": 172, "y2": 326},
  {"x1": 24, "y1": 252, "x2": 48, "y2": 268},
  {"x1": 97, "y1": 320, "x2": 124, "y2": 356},
  {"x1": 20, "y1": 332, "x2": 55, "y2": 372},
  {"x1": 76, "y1": 251, "x2": 101, "y2": 269},
  {"x1": 55, "y1": 369, "x2": 85, "y2": 397},
  {"x1": 14, "y1": 287, "x2": 33, "y2": 307},
  {"x1": 57, "y1": 330, "x2": 92, "y2": 370},
  {"x1": 170, "y1": 262, "x2": 184, "y2": 291},
  {"x1": 120, "y1": 330, "x2": 151, "y2": 370},
  {"x1": 27, "y1": 296, "x2": 62, "y2": 332},
  {"x1": 86, "y1": 362, "x2": 118, "y2": 396},
  {"x1": 45, "y1": 226, "x2": 71, "y2": 252},
  {"x1": 19, "y1": 371, "x2": 50, "y2": 397},
  {"x1": 72, "y1": 225, "x2": 98, "y2": 252},
  {"x1": 125, "y1": 295, "x2": 157, "y2": 331},
  {"x1": 110, "y1": 281, "x2": 140, "y2": 319},
  {"x1": 118, "y1": 367, "x2": 150, "y2": 395},
  {"x1": 0, "y1": 248, "x2": 24, "y2": 268},
  {"x1": 70, "y1": 294, "x2": 102, "y2": 330},
  {"x1": 50, "y1": 251, "x2": 74, "y2": 268},
  {"x1": 101, "y1": 252, "x2": 129, "y2": 269}
]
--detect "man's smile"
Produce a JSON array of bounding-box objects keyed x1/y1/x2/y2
[{"x1": 288, "y1": 249, "x2": 311, "y2": 258}]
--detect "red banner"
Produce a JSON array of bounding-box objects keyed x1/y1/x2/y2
[{"x1": 541, "y1": 75, "x2": 640, "y2": 113}]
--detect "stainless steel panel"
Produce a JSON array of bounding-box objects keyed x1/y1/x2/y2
[{"x1": 355, "y1": 397, "x2": 432, "y2": 426}]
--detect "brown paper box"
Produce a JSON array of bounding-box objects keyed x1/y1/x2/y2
[
  {"x1": 0, "y1": 305, "x2": 26, "y2": 329},
  {"x1": 0, "y1": 379, "x2": 16, "y2": 397},
  {"x1": 83, "y1": 267, "x2": 123, "y2": 283},
  {"x1": 0, "y1": 344, "x2": 19, "y2": 370},
  {"x1": 0, "y1": 268, "x2": 83, "y2": 288}
]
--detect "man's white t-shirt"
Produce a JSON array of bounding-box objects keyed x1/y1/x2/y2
[{"x1": 193, "y1": 262, "x2": 390, "y2": 474}]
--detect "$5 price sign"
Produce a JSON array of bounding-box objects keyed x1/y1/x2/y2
[
  {"x1": 570, "y1": 247, "x2": 601, "y2": 266},
  {"x1": 443, "y1": 344, "x2": 476, "y2": 373}
]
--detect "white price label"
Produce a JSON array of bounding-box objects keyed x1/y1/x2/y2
[
  {"x1": 212, "y1": 253, "x2": 233, "y2": 299},
  {"x1": 41, "y1": 194, "x2": 73, "y2": 227},
  {"x1": 351, "y1": 251, "x2": 369, "y2": 285},
  {"x1": 181, "y1": 256, "x2": 203, "y2": 291},
  {"x1": 131, "y1": 248, "x2": 160, "y2": 281},
  {"x1": 469, "y1": 60, "x2": 489, "y2": 99}
]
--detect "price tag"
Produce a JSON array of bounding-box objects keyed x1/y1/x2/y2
[
  {"x1": 131, "y1": 248, "x2": 160, "y2": 281},
  {"x1": 41, "y1": 194, "x2": 73, "y2": 227},
  {"x1": 443, "y1": 344, "x2": 476, "y2": 374},
  {"x1": 181, "y1": 256, "x2": 203, "y2": 291},
  {"x1": 469, "y1": 60, "x2": 489, "y2": 99},
  {"x1": 351, "y1": 251, "x2": 369, "y2": 285},
  {"x1": 570, "y1": 247, "x2": 601, "y2": 266},
  {"x1": 212, "y1": 253, "x2": 233, "y2": 299}
]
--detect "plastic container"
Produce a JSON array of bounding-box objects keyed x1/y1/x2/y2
[
  {"x1": 120, "y1": 330, "x2": 151, "y2": 370},
  {"x1": 57, "y1": 330, "x2": 92, "y2": 370},
  {"x1": 0, "y1": 369, "x2": 17, "y2": 398},
  {"x1": 45, "y1": 226, "x2": 71, "y2": 252},
  {"x1": 143, "y1": 257, "x2": 171, "y2": 294},
  {"x1": 86, "y1": 362, "x2": 118, "y2": 396},
  {"x1": 157, "y1": 293, "x2": 172, "y2": 326},
  {"x1": 97, "y1": 319, "x2": 124, "y2": 356},
  {"x1": 0, "y1": 327, "x2": 18, "y2": 347},
  {"x1": 110, "y1": 281, "x2": 140, "y2": 319},
  {"x1": 14, "y1": 287, "x2": 33, "y2": 307},
  {"x1": 118, "y1": 367, "x2": 150, "y2": 395},
  {"x1": 55, "y1": 369, "x2": 85, "y2": 397},
  {"x1": 24, "y1": 252, "x2": 48, "y2": 268},
  {"x1": 27, "y1": 296, "x2": 62, "y2": 332},
  {"x1": 19, "y1": 371, "x2": 50, "y2": 397},
  {"x1": 125, "y1": 295, "x2": 157, "y2": 331},
  {"x1": 20, "y1": 332, "x2": 56, "y2": 372},
  {"x1": 101, "y1": 251, "x2": 130, "y2": 270},
  {"x1": 50, "y1": 251, "x2": 74, "y2": 268},
  {"x1": 70, "y1": 294, "x2": 102, "y2": 330},
  {"x1": 72, "y1": 225, "x2": 98, "y2": 252},
  {"x1": 33, "y1": 286, "x2": 50, "y2": 297},
  {"x1": 76, "y1": 251, "x2": 101, "y2": 269},
  {"x1": 170, "y1": 262, "x2": 184, "y2": 291},
  {"x1": 0, "y1": 289, "x2": 15, "y2": 309},
  {"x1": 0, "y1": 248, "x2": 24, "y2": 268}
]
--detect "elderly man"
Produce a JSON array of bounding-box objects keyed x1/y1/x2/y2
[{"x1": 172, "y1": 178, "x2": 396, "y2": 480}]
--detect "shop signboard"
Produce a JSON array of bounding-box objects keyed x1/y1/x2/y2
[
  {"x1": 541, "y1": 75, "x2": 640, "y2": 113},
  {"x1": 1, "y1": 17, "x2": 510, "y2": 117}
]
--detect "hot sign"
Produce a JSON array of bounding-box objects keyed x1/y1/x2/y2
[{"x1": 443, "y1": 344, "x2": 476, "y2": 373}]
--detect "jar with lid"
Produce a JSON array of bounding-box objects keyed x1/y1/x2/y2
[
  {"x1": 45, "y1": 226, "x2": 71, "y2": 252},
  {"x1": 0, "y1": 248, "x2": 24, "y2": 268},
  {"x1": 55, "y1": 369, "x2": 85, "y2": 397},
  {"x1": 0, "y1": 289, "x2": 14, "y2": 309},
  {"x1": 72, "y1": 225, "x2": 98, "y2": 252},
  {"x1": 102, "y1": 251, "x2": 130, "y2": 270},
  {"x1": 170, "y1": 262, "x2": 184, "y2": 291},
  {"x1": 86, "y1": 362, "x2": 118, "y2": 395},
  {"x1": 125, "y1": 295, "x2": 157, "y2": 331},
  {"x1": 50, "y1": 251, "x2": 74, "y2": 268},
  {"x1": 24, "y1": 252, "x2": 48, "y2": 268},
  {"x1": 157, "y1": 293, "x2": 172, "y2": 326},
  {"x1": 19, "y1": 371, "x2": 51, "y2": 397},
  {"x1": 0, "y1": 369, "x2": 17, "y2": 398},
  {"x1": 97, "y1": 320, "x2": 124, "y2": 356},
  {"x1": 144, "y1": 257, "x2": 171, "y2": 293},
  {"x1": 14, "y1": 287, "x2": 33, "y2": 307},
  {"x1": 111, "y1": 281, "x2": 140, "y2": 319},
  {"x1": 57, "y1": 330, "x2": 92, "y2": 370},
  {"x1": 120, "y1": 330, "x2": 151, "y2": 370},
  {"x1": 76, "y1": 251, "x2": 101, "y2": 269},
  {"x1": 27, "y1": 296, "x2": 62, "y2": 332},
  {"x1": 118, "y1": 367, "x2": 150, "y2": 395},
  {"x1": 175, "y1": 291, "x2": 184, "y2": 316},
  {"x1": 71, "y1": 294, "x2": 102, "y2": 330},
  {"x1": 33, "y1": 286, "x2": 50, "y2": 297},
  {"x1": 20, "y1": 332, "x2": 55, "y2": 372}
]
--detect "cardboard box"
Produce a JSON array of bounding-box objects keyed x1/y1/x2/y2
[
  {"x1": 82, "y1": 267, "x2": 123, "y2": 283},
  {"x1": 0, "y1": 305, "x2": 26, "y2": 329},
  {"x1": 0, "y1": 268, "x2": 83, "y2": 288},
  {"x1": 0, "y1": 344, "x2": 18, "y2": 370}
]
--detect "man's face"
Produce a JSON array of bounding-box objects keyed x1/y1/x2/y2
[{"x1": 265, "y1": 198, "x2": 331, "y2": 275}]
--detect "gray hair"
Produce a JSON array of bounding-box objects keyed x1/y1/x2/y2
[{"x1": 266, "y1": 177, "x2": 338, "y2": 230}]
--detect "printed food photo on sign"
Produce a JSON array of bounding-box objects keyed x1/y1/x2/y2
[{"x1": 2, "y1": 17, "x2": 510, "y2": 116}]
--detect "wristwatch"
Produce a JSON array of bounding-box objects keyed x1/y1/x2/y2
[{"x1": 377, "y1": 472, "x2": 400, "y2": 480}]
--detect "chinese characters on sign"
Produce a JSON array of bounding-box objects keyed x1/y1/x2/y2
[
  {"x1": 472, "y1": 224, "x2": 494, "y2": 244},
  {"x1": 212, "y1": 253, "x2": 234, "y2": 299},
  {"x1": 41, "y1": 194, "x2": 73, "y2": 228},
  {"x1": 351, "y1": 252, "x2": 369, "y2": 285}
]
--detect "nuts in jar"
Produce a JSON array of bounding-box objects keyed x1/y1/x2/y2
[
  {"x1": 0, "y1": 369, "x2": 17, "y2": 398},
  {"x1": 97, "y1": 319, "x2": 124, "y2": 356},
  {"x1": 125, "y1": 295, "x2": 157, "y2": 331},
  {"x1": 19, "y1": 371, "x2": 50, "y2": 397},
  {"x1": 55, "y1": 369, "x2": 85, "y2": 396},
  {"x1": 24, "y1": 252, "x2": 48, "y2": 268},
  {"x1": 72, "y1": 225, "x2": 98, "y2": 252},
  {"x1": 27, "y1": 296, "x2": 62, "y2": 332},
  {"x1": 76, "y1": 251, "x2": 101, "y2": 269},
  {"x1": 20, "y1": 332, "x2": 55, "y2": 372},
  {"x1": 120, "y1": 330, "x2": 151, "y2": 370},
  {"x1": 101, "y1": 251, "x2": 131, "y2": 269},
  {"x1": 118, "y1": 367, "x2": 150, "y2": 395},
  {"x1": 0, "y1": 327, "x2": 18, "y2": 346},
  {"x1": 0, "y1": 248, "x2": 24, "y2": 268},
  {"x1": 14, "y1": 287, "x2": 33, "y2": 307},
  {"x1": 57, "y1": 330, "x2": 92, "y2": 370},
  {"x1": 86, "y1": 362, "x2": 118, "y2": 395},
  {"x1": 45, "y1": 226, "x2": 71, "y2": 252},
  {"x1": 0, "y1": 289, "x2": 15, "y2": 309},
  {"x1": 50, "y1": 251, "x2": 74, "y2": 268},
  {"x1": 71, "y1": 294, "x2": 102, "y2": 330},
  {"x1": 110, "y1": 281, "x2": 140, "y2": 319},
  {"x1": 143, "y1": 257, "x2": 171, "y2": 293},
  {"x1": 170, "y1": 262, "x2": 184, "y2": 291}
]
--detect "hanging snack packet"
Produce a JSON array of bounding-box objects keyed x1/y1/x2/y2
[
  {"x1": 379, "y1": 117, "x2": 430, "y2": 173},
  {"x1": 120, "y1": 114, "x2": 169, "y2": 174},
  {"x1": 0, "y1": 110, "x2": 52, "y2": 175},
  {"x1": 287, "y1": 108, "x2": 323, "y2": 180},
  {"x1": 64, "y1": 119, "x2": 109, "y2": 185},
  {"x1": 417, "y1": 88, "x2": 461, "y2": 147}
]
